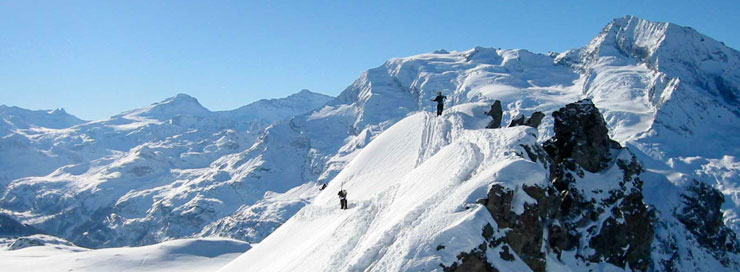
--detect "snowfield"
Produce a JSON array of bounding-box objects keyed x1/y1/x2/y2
[{"x1": 0, "y1": 238, "x2": 249, "y2": 272}]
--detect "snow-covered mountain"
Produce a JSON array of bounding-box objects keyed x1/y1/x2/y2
[
  {"x1": 2, "y1": 15, "x2": 740, "y2": 271},
  {"x1": 218, "y1": 15, "x2": 740, "y2": 271},
  {"x1": 0, "y1": 90, "x2": 332, "y2": 247},
  {"x1": 0, "y1": 106, "x2": 85, "y2": 133}
]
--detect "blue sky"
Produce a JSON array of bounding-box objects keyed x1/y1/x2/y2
[{"x1": 1, "y1": 0, "x2": 739, "y2": 120}]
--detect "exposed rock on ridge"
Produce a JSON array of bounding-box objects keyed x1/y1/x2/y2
[
  {"x1": 676, "y1": 180, "x2": 740, "y2": 266},
  {"x1": 452, "y1": 100, "x2": 654, "y2": 271}
]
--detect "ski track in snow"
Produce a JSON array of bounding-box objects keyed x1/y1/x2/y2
[{"x1": 220, "y1": 110, "x2": 547, "y2": 272}]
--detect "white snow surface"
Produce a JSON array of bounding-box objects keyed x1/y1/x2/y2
[{"x1": 0, "y1": 237, "x2": 249, "y2": 272}]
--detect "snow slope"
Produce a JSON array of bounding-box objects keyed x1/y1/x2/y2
[
  {"x1": 0, "y1": 237, "x2": 249, "y2": 272},
  {"x1": 221, "y1": 108, "x2": 537, "y2": 271}
]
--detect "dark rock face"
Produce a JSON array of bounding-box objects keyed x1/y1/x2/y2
[
  {"x1": 441, "y1": 243, "x2": 498, "y2": 272},
  {"x1": 543, "y1": 99, "x2": 620, "y2": 173},
  {"x1": 480, "y1": 184, "x2": 559, "y2": 272},
  {"x1": 485, "y1": 101, "x2": 503, "y2": 129},
  {"x1": 507, "y1": 114, "x2": 527, "y2": 127},
  {"x1": 525, "y1": 112, "x2": 545, "y2": 128},
  {"x1": 506, "y1": 111, "x2": 545, "y2": 129},
  {"x1": 544, "y1": 100, "x2": 653, "y2": 271},
  {"x1": 587, "y1": 187, "x2": 653, "y2": 269},
  {"x1": 676, "y1": 180, "x2": 740, "y2": 266}
]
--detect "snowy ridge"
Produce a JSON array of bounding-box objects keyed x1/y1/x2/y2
[
  {"x1": 222, "y1": 107, "x2": 547, "y2": 271},
  {"x1": 0, "y1": 105, "x2": 85, "y2": 133},
  {"x1": 228, "y1": 89, "x2": 334, "y2": 123}
]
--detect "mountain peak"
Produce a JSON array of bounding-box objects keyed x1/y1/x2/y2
[
  {"x1": 162, "y1": 93, "x2": 201, "y2": 104},
  {"x1": 290, "y1": 89, "x2": 317, "y2": 97},
  {"x1": 116, "y1": 93, "x2": 211, "y2": 120},
  {"x1": 586, "y1": 15, "x2": 740, "y2": 106},
  {"x1": 610, "y1": 14, "x2": 654, "y2": 26},
  {"x1": 49, "y1": 108, "x2": 67, "y2": 115},
  {"x1": 224, "y1": 90, "x2": 333, "y2": 123},
  {"x1": 286, "y1": 89, "x2": 331, "y2": 100},
  {"x1": 0, "y1": 105, "x2": 85, "y2": 130},
  {"x1": 590, "y1": 15, "x2": 738, "y2": 65},
  {"x1": 585, "y1": 15, "x2": 670, "y2": 62}
]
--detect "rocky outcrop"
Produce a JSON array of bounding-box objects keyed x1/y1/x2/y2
[
  {"x1": 8, "y1": 234, "x2": 76, "y2": 250},
  {"x1": 676, "y1": 180, "x2": 740, "y2": 266},
  {"x1": 480, "y1": 184, "x2": 559, "y2": 272},
  {"x1": 485, "y1": 101, "x2": 503, "y2": 129},
  {"x1": 441, "y1": 240, "x2": 497, "y2": 272},
  {"x1": 525, "y1": 112, "x2": 544, "y2": 128},
  {"x1": 469, "y1": 100, "x2": 654, "y2": 271},
  {"x1": 507, "y1": 114, "x2": 527, "y2": 127},
  {"x1": 507, "y1": 111, "x2": 545, "y2": 129},
  {"x1": 545, "y1": 100, "x2": 653, "y2": 270},
  {"x1": 543, "y1": 99, "x2": 620, "y2": 173}
]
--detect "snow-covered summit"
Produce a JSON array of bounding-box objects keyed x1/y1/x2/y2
[
  {"x1": 114, "y1": 93, "x2": 212, "y2": 121},
  {"x1": 0, "y1": 105, "x2": 85, "y2": 132},
  {"x1": 565, "y1": 15, "x2": 740, "y2": 110},
  {"x1": 227, "y1": 89, "x2": 332, "y2": 122}
]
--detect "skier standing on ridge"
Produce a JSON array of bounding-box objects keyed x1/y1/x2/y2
[
  {"x1": 338, "y1": 189, "x2": 348, "y2": 210},
  {"x1": 431, "y1": 92, "x2": 447, "y2": 116}
]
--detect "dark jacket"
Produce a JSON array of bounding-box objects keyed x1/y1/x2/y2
[{"x1": 431, "y1": 95, "x2": 447, "y2": 104}]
